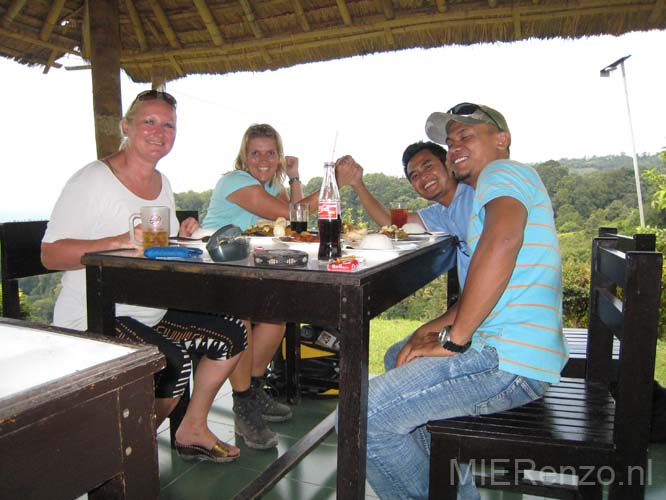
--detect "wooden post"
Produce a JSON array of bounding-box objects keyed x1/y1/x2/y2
[{"x1": 88, "y1": 0, "x2": 122, "y2": 159}]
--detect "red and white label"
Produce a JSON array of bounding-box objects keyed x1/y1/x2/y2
[{"x1": 318, "y1": 201, "x2": 338, "y2": 219}]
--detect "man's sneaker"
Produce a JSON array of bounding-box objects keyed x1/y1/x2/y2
[
  {"x1": 232, "y1": 392, "x2": 278, "y2": 450},
  {"x1": 252, "y1": 377, "x2": 293, "y2": 422}
]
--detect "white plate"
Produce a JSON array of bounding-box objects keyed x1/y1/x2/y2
[
  {"x1": 272, "y1": 238, "x2": 320, "y2": 253},
  {"x1": 245, "y1": 235, "x2": 277, "y2": 246},
  {"x1": 172, "y1": 240, "x2": 206, "y2": 248}
]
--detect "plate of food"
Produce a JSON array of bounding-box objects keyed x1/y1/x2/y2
[
  {"x1": 378, "y1": 225, "x2": 409, "y2": 240},
  {"x1": 346, "y1": 234, "x2": 419, "y2": 253},
  {"x1": 273, "y1": 233, "x2": 320, "y2": 253}
]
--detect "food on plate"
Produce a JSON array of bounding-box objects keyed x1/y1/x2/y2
[
  {"x1": 243, "y1": 217, "x2": 288, "y2": 237},
  {"x1": 242, "y1": 224, "x2": 274, "y2": 236},
  {"x1": 341, "y1": 222, "x2": 369, "y2": 241},
  {"x1": 272, "y1": 217, "x2": 288, "y2": 237},
  {"x1": 359, "y1": 233, "x2": 394, "y2": 250},
  {"x1": 378, "y1": 224, "x2": 409, "y2": 240},
  {"x1": 280, "y1": 231, "x2": 319, "y2": 243},
  {"x1": 402, "y1": 222, "x2": 426, "y2": 234}
]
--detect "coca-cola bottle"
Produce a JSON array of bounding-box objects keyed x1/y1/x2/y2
[{"x1": 318, "y1": 161, "x2": 342, "y2": 260}]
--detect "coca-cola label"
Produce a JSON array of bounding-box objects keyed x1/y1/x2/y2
[{"x1": 318, "y1": 201, "x2": 338, "y2": 220}]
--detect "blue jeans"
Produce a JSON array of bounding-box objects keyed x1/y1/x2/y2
[{"x1": 366, "y1": 336, "x2": 549, "y2": 500}]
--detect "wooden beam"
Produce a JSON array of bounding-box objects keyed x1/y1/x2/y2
[
  {"x1": 147, "y1": 0, "x2": 181, "y2": 48},
  {"x1": 39, "y1": 0, "x2": 66, "y2": 41},
  {"x1": 89, "y1": 0, "x2": 122, "y2": 159},
  {"x1": 379, "y1": 0, "x2": 395, "y2": 20},
  {"x1": 291, "y1": 0, "x2": 311, "y2": 32},
  {"x1": 239, "y1": 0, "x2": 264, "y2": 38},
  {"x1": 1, "y1": 0, "x2": 27, "y2": 29},
  {"x1": 192, "y1": 0, "x2": 224, "y2": 46},
  {"x1": 336, "y1": 0, "x2": 352, "y2": 26},
  {"x1": 125, "y1": 0, "x2": 148, "y2": 52},
  {"x1": 0, "y1": 25, "x2": 79, "y2": 56},
  {"x1": 81, "y1": 4, "x2": 91, "y2": 60}
]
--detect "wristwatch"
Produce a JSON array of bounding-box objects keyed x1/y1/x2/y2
[
  {"x1": 288, "y1": 177, "x2": 301, "y2": 185},
  {"x1": 438, "y1": 326, "x2": 472, "y2": 353}
]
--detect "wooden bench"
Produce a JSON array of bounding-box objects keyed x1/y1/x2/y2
[
  {"x1": 561, "y1": 228, "x2": 655, "y2": 379},
  {"x1": 427, "y1": 233, "x2": 663, "y2": 499},
  {"x1": 1, "y1": 211, "x2": 198, "y2": 448}
]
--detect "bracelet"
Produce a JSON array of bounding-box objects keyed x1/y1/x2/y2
[{"x1": 288, "y1": 177, "x2": 301, "y2": 185}]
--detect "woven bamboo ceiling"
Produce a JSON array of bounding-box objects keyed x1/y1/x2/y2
[{"x1": 1, "y1": 0, "x2": 665, "y2": 83}]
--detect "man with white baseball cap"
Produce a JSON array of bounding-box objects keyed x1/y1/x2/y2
[{"x1": 364, "y1": 102, "x2": 567, "y2": 499}]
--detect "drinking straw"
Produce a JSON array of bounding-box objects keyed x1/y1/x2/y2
[{"x1": 330, "y1": 130, "x2": 339, "y2": 162}]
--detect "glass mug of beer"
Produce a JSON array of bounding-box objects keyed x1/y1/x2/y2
[{"x1": 129, "y1": 206, "x2": 170, "y2": 248}]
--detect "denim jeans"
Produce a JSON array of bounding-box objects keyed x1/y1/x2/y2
[{"x1": 366, "y1": 336, "x2": 549, "y2": 500}]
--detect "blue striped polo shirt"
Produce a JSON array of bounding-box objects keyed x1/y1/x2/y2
[{"x1": 467, "y1": 159, "x2": 568, "y2": 383}]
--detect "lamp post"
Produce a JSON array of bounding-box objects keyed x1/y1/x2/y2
[{"x1": 600, "y1": 55, "x2": 645, "y2": 228}]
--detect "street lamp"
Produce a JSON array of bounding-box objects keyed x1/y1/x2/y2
[{"x1": 600, "y1": 54, "x2": 646, "y2": 228}]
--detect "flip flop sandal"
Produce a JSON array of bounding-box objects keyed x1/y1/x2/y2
[{"x1": 175, "y1": 439, "x2": 240, "y2": 463}]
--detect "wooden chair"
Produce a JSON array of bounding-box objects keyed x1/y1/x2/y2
[
  {"x1": 0, "y1": 220, "x2": 55, "y2": 319},
  {"x1": 427, "y1": 233, "x2": 663, "y2": 499}
]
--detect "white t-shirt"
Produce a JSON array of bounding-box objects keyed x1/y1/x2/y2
[{"x1": 43, "y1": 160, "x2": 177, "y2": 331}]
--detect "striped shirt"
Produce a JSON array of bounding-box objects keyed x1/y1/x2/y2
[{"x1": 467, "y1": 159, "x2": 568, "y2": 383}]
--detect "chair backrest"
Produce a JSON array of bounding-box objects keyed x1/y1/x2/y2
[
  {"x1": 176, "y1": 210, "x2": 199, "y2": 223},
  {"x1": 586, "y1": 235, "x2": 662, "y2": 453},
  {"x1": 0, "y1": 220, "x2": 54, "y2": 318}
]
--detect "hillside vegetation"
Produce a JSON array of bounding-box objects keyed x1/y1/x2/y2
[{"x1": 3, "y1": 153, "x2": 665, "y2": 337}]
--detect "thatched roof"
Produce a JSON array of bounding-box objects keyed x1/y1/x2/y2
[{"x1": 1, "y1": 0, "x2": 664, "y2": 83}]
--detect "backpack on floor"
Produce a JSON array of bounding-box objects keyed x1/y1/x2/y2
[{"x1": 266, "y1": 325, "x2": 340, "y2": 398}]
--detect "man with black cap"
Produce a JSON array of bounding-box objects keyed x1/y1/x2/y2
[{"x1": 364, "y1": 103, "x2": 568, "y2": 499}]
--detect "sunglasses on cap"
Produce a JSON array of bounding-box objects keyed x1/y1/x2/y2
[
  {"x1": 134, "y1": 89, "x2": 177, "y2": 108},
  {"x1": 447, "y1": 102, "x2": 501, "y2": 130}
]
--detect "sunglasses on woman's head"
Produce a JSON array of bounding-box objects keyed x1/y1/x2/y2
[
  {"x1": 447, "y1": 102, "x2": 501, "y2": 130},
  {"x1": 134, "y1": 89, "x2": 177, "y2": 108}
]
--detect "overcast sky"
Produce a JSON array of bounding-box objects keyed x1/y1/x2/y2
[{"x1": 2, "y1": 29, "x2": 665, "y2": 220}]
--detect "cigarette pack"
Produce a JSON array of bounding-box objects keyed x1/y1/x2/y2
[{"x1": 327, "y1": 256, "x2": 361, "y2": 272}]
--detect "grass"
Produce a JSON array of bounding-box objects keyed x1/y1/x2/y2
[{"x1": 370, "y1": 319, "x2": 666, "y2": 385}]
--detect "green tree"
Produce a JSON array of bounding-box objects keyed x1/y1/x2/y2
[
  {"x1": 536, "y1": 160, "x2": 568, "y2": 198},
  {"x1": 174, "y1": 189, "x2": 213, "y2": 221}
]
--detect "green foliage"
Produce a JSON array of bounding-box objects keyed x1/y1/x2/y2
[
  {"x1": 562, "y1": 258, "x2": 590, "y2": 327},
  {"x1": 174, "y1": 189, "x2": 213, "y2": 221},
  {"x1": 369, "y1": 318, "x2": 420, "y2": 374},
  {"x1": 13, "y1": 153, "x2": 666, "y2": 343}
]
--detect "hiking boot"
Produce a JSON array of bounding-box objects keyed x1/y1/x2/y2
[
  {"x1": 233, "y1": 392, "x2": 278, "y2": 450},
  {"x1": 252, "y1": 376, "x2": 293, "y2": 422}
]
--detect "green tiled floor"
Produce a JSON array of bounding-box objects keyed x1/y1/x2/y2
[{"x1": 157, "y1": 381, "x2": 666, "y2": 499}]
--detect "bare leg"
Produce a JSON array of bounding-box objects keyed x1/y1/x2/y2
[
  {"x1": 155, "y1": 397, "x2": 180, "y2": 427},
  {"x1": 229, "y1": 320, "x2": 253, "y2": 392},
  {"x1": 250, "y1": 322, "x2": 286, "y2": 377},
  {"x1": 174, "y1": 353, "x2": 241, "y2": 453}
]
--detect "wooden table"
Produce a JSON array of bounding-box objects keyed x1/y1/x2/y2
[
  {"x1": 83, "y1": 237, "x2": 456, "y2": 498},
  {"x1": 0, "y1": 318, "x2": 165, "y2": 500}
]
